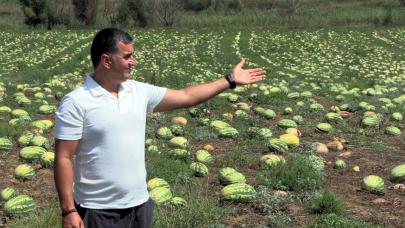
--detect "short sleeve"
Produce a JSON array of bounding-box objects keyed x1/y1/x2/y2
[
  {"x1": 55, "y1": 96, "x2": 84, "y2": 140},
  {"x1": 144, "y1": 84, "x2": 167, "y2": 112}
]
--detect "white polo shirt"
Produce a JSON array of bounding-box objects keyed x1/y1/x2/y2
[{"x1": 55, "y1": 73, "x2": 167, "y2": 209}]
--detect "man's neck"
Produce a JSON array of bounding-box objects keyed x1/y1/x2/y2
[{"x1": 93, "y1": 70, "x2": 120, "y2": 97}]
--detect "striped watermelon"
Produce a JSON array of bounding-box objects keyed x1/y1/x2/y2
[
  {"x1": 14, "y1": 164, "x2": 35, "y2": 180},
  {"x1": 1, "y1": 187, "x2": 17, "y2": 201},
  {"x1": 390, "y1": 164, "x2": 405, "y2": 182},
  {"x1": 4, "y1": 195, "x2": 36, "y2": 216},
  {"x1": 20, "y1": 146, "x2": 46, "y2": 161},
  {"x1": 0, "y1": 137, "x2": 13, "y2": 151},
  {"x1": 195, "y1": 149, "x2": 214, "y2": 164},
  {"x1": 149, "y1": 187, "x2": 172, "y2": 205},
  {"x1": 220, "y1": 183, "x2": 256, "y2": 203},
  {"x1": 147, "y1": 178, "x2": 170, "y2": 191},
  {"x1": 361, "y1": 175, "x2": 384, "y2": 194},
  {"x1": 190, "y1": 162, "x2": 208, "y2": 177}
]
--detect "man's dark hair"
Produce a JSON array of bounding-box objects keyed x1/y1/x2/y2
[{"x1": 91, "y1": 28, "x2": 133, "y2": 68}]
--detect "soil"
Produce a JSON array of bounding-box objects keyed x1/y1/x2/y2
[{"x1": 1, "y1": 125, "x2": 404, "y2": 228}]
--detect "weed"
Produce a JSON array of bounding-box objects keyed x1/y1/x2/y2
[
  {"x1": 304, "y1": 189, "x2": 346, "y2": 215},
  {"x1": 310, "y1": 213, "x2": 380, "y2": 228}
]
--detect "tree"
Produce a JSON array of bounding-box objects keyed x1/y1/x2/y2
[
  {"x1": 148, "y1": 0, "x2": 183, "y2": 27},
  {"x1": 72, "y1": 0, "x2": 98, "y2": 25},
  {"x1": 287, "y1": 0, "x2": 301, "y2": 15},
  {"x1": 19, "y1": 0, "x2": 61, "y2": 29}
]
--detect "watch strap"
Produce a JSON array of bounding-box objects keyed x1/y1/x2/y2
[
  {"x1": 224, "y1": 73, "x2": 236, "y2": 89},
  {"x1": 61, "y1": 208, "x2": 77, "y2": 217}
]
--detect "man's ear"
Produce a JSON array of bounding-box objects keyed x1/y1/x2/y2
[{"x1": 101, "y1": 54, "x2": 112, "y2": 69}]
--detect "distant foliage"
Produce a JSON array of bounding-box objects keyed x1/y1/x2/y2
[
  {"x1": 113, "y1": 0, "x2": 149, "y2": 27},
  {"x1": 212, "y1": 0, "x2": 243, "y2": 11},
  {"x1": 183, "y1": 0, "x2": 211, "y2": 11},
  {"x1": 400, "y1": 0, "x2": 405, "y2": 6},
  {"x1": 19, "y1": 0, "x2": 63, "y2": 29},
  {"x1": 72, "y1": 0, "x2": 97, "y2": 25}
]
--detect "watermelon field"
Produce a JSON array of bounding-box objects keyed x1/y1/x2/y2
[{"x1": 0, "y1": 28, "x2": 405, "y2": 227}]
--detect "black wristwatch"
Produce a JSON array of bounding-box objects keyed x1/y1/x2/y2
[{"x1": 224, "y1": 73, "x2": 236, "y2": 89}]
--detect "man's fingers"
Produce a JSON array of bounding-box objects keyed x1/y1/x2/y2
[{"x1": 248, "y1": 68, "x2": 265, "y2": 73}]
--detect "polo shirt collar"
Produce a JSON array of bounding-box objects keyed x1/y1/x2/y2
[{"x1": 85, "y1": 73, "x2": 132, "y2": 97}]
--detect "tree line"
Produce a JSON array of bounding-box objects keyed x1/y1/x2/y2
[{"x1": 18, "y1": 0, "x2": 302, "y2": 29}]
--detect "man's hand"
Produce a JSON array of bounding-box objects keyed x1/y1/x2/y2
[
  {"x1": 232, "y1": 58, "x2": 266, "y2": 85},
  {"x1": 63, "y1": 212, "x2": 84, "y2": 228}
]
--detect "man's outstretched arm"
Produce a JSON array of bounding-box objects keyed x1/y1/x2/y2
[{"x1": 154, "y1": 59, "x2": 266, "y2": 112}]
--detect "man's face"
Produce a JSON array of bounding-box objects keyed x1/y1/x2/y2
[{"x1": 110, "y1": 41, "x2": 137, "y2": 82}]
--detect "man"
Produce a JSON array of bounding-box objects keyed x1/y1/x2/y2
[{"x1": 54, "y1": 28, "x2": 265, "y2": 228}]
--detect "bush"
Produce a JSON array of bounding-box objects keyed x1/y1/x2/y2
[
  {"x1": 183, "y1": 0, "x2": 211, "y2": 11},
  {"x1": 304, "y1": 189, "x2": 346, "y2": 215},
  {"x1": 257, "y1": 154, "x2": 324, "y2": 192},
  {"x1": 19, "y1": 0, "x2": 65, "y2": 29},
  {"x1": 311, "y1": 213, "x2": 377, "y2": 228},
  {"x1": 113, "y1": 0, "x2": 149, "y2": 27},
  {"x1": 212, "y1": 0, "x2": 243, "y2": 11},
  {"x1": 72, "y1": 0, "x2": 97, "y2": 25}
]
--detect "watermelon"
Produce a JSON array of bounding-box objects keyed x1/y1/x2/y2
[
  {"x1": 362, "y1": 116, "x2": 380, "y2": 127},
  {"x1": 0, "y1": 137, "x2": 13, "y2": 151},
  {"x1": 18, "y1": 132, "x2": 34, "y2": 146},
  {"x1": 235, "y1": 110, "x2": 249, "y2": 119},
  {"x1": 0, "y1": 106, "x2": 12, "y2": 114},
  {"x1": 170, "y1": 124, "x2": 184, "y2": 136},
  {"x1": 267, "y1": 139, "x2": 288, "y2": 154},
  {"x1": 220, "y1": 183, "x2": 256, "y2": 203},
  {"x1": 385, "y1": 126, "x2": 401, "y2": 136},
  {"x1": 279, "y1": 134, "x2": 299, "y2": 147},
  {"x1": 147, "y1": 178, "x2": 170, "y2": 191},
  {"x1": 292, "y1": 115, "x2": 304, "y2": 125},
  {"x1": 195, "y1": 149, "x2": 214, "y2": 164},
  {"x1": 325, "y1": 112, "x2": 343, "y2": 123},
  {"x1": 168, "y1": 149, "x2": 190, "y2": 159},
  {"x1": 334, "y1": 159, "x2": 346, "y2": 169},
  {"x1": 219, "y1": 167, "x2": 246, "y2": 185},
  {"x1": 218, "y1": 127, "x2": 239, "y2": 138},
  {"x1": 1, "y1": 187, "x2": 17, "y2": 201},
  {"x1": 190, "y1": 162, "x2": 208, "y2": 177},
  {"x1": 4, "y1": 195, "x2": 36, "y2": 216},
  {"x1": 20, "y1": 146, "x2": 46, "y2": 161},
  {"x1": 391, "y1": 112, "x2": 403, "y2": 121},
  {"x1": 261, "y1": 154, "x2": 284, "y2": 168},
  {"x1": 169, "y1": 137, "x2": 188, "y2": 148},
  {"x1": 40, "y1": 151, "x2": 55, "y2": 167},
  {"x1": 316, "y1": 123, "x2": 332, "y2": 133},
  {"x1": 170, "y1": 197, "x2": 187, "y2": 207},
  {"x1": 38, "y1": 105, "x2": 56, "y2": 114},
  {"x1": 14, "y1": 164, "x2": 35, "y2": 180},
  {"x1": 157, "y1": 127, "x2": 173, "y2": 139},
  {"x1": 283, "y1": 107, "x2": 293, "y2": 115},
  {"x1": 278, "y1": 119, "x2": 298, "y2": 129},
  {"x1": 389, "y1": 164, "x2": 405, "y2": 182},
  {"x1": 30, "y1": 135, "x2": 50, "y2": 149},
  {"x1": 210, "y1": 120, "x2": 231, "y2": 130},
  {"x1": 11, "y1": 109, "x2": 29, "y2": 118},
  {"x1": 149, "y1": 187, "x2": 172, "y2": 205},
  {"x1": 361, "y1": 175, "x2": 384, "y2": 194},
  {"x1": 31, "y1": 120, "x2": 54, "y2": 130}
]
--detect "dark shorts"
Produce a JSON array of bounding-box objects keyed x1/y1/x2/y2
[{"x1": 75, "y1": 198, "x2": 155, "y2": 228}]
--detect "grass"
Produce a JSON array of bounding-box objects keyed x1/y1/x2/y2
[
  {"x1": 258, "y1": 153, "x2": 325, "y2": 192},
  {"x1": 310, "y1": 213, "x2": 380, "y2": 228},
  {"x1": 304, "y1": 189, "x2": 346, "y2": 215}
]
